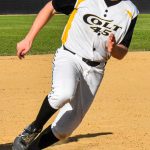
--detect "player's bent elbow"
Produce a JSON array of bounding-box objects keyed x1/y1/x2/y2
[
  {"x1": 113, "y1": 45, "x2": 128, "y2": 60},
  {"x1": 115, "y1": 54, "x2": 126, "y2": 60},
  {"x1": 111, "y1": 52, "x2": 127, "y2": 60}
]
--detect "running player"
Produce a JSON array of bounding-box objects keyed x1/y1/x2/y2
[{"x1": 13, "y1": 0, "x2": 139, "y2": 149}]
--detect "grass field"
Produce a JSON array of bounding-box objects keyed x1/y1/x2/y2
[{"x1": 0, "y1": 14, "x2": 149, "y2": 56}]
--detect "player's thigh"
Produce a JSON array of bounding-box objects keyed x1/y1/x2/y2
[{"x1": 48, "y1": 49, "x2": 80, "y2": 109}]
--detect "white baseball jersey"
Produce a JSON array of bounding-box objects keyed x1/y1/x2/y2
[{"x1": 52, "y1": 0, "x2": 139, "y2": 62}]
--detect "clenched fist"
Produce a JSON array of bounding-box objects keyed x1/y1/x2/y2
[{"x1": 106, "y1": 33, "x2": 116, "y2": 53}]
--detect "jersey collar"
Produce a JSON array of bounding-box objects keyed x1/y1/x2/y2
[{"x1": 104, "y1": 0, "x2": 122, "y2": 7}]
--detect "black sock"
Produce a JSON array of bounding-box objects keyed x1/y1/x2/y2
[
  {"x1": 29, "y1": 125, "x2": 59, "y2": 150},
  {"x1": 33, "y1": 96, "x2": 57, "y2": 130}
]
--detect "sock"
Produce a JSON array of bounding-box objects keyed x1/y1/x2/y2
[
  {"x1": 33, "y1": 95, "x2": 57, "y2": 130},
  {"x1": 29, "y1": 125, "x2": 59, "y2": 150},
  {"x1": 38, "y1": 125, "x2": 59, "y2": 149}
]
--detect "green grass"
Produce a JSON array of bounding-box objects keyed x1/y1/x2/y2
[
  {"x1": 0, "y1": 14, "x2": 149, "y2": 56},
  {"x1": 130, "y1": 14, "x2": 150, "y2": 51},
  {"x1": 0, "y1": 14, "x2": 69, "y2": 55}
]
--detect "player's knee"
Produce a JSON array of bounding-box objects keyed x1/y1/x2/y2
[
  {"x1": 48, "y1": 91, "x2": 74, "y2": 109},
  {"x1": 57, "y1": 132, "x2": 71, "y2": 140},
  {"x1": 52, "y1": 128, "x2": 72, "y2": 140}
]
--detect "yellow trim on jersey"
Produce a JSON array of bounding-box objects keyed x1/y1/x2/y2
[
  {"x1": 75, "y1": 0, "x2": 84, "y2": 8},
  {"x1": 61, "y1": 9, "x2": 77, "y2": 44},
  {"x1": 126, "y1": 10, "x2": 133, "y2": 19},
  {"x1": 61, "y1": 0, "x2": 85, "y2": 44}
]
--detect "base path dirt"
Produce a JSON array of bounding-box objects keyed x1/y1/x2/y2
[{"x1": 0, "y1": 52, "x2": 150, "y2": 150}]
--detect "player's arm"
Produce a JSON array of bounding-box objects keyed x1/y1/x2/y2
[
  {"x1": 17, "y1": 1, "x2": 56, "y2": 59},
  {"x1": 17, "y1": 0, "x2": 76, "y2": 59},
  {"x1": 107, "y1": 16, "x2": 138, "y2": 60}
]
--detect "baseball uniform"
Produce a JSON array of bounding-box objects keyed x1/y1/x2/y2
[
  {"x1": 12, "y1": 1, "x2": 139, "y2": 149},
  {"x1": 47, "y1": 0, "x2": 139, "y2": 139}
]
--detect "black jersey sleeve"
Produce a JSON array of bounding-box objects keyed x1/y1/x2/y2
[
  {"x1": 120, "y1": 16, "x2": 138, "y2": 48},
  {"x1": 52, "y1": 0, "x2": 77, "y2": 15}
]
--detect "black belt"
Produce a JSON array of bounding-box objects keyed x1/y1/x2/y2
[{"x1": 63, "y1": 45, "x2": 101, "y2": 67}]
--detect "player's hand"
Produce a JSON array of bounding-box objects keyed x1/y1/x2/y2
[
  {"x1": 106, "y1": 33, "x2": 116, "y2": 53},
  {"x1": 16, "y1": 39, "x2": 32, "y2": 59}
]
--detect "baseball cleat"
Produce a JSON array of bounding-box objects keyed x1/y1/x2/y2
[{"x1": 12, "y1": 123, "x2": 42, "y2": 150}]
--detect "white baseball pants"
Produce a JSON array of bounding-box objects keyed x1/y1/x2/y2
[{"x1": 48, "y1": 46, "x2": 105, "y2": 140}]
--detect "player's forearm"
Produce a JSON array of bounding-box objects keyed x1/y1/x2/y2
[
  {"x1": 25, "y1": 2, "x2": 55, "y2": 42},
  {"x1": 111, "y1": 44, "x2": 128, "y2": 60}
]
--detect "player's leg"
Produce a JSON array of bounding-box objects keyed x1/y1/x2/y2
[
  {"x1": 27, "y1": 124, "x2": 58, "y2": 150},
  {"x1": 12, "y1": 95, "x2": 58, "y2": 150},
  {"x1": 30, "y1": 47, "x2": 81, "y2": 130},
  {"x1": 12, "y1": 48, "x2": 80, "y2": 150},
  {"x1": 32, "y1": 95, "x2": 57, "y2": 130},
  {"x1": 51, "y1": 64, "x2": 105, "y2": 141},
  {"x1": 28, "y1": 59, "x2": 105, "y2": 149}
]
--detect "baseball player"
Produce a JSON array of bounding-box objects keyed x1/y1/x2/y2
[{"x1": 12, "y1": 0, "x2": 139, "y2": 149}]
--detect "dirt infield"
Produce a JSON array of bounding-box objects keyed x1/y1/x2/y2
[{"x1": 0, "y1": 52, "x2": 150, "y2": 150}]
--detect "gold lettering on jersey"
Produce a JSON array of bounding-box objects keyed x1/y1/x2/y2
[{"x1": 83, "y1": 14, "x2": 122, "y2": 36}]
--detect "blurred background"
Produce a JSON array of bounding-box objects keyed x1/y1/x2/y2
[{"x1": 0, "y1": 0, "x2": 149, "y2": 14}]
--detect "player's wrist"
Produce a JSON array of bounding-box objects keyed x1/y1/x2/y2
[{"x1": 24, "y1": 35, "x2": 34, "y2": 43}]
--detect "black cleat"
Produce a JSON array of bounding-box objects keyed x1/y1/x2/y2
[{"x1": 12, "y1": 123, "x2": 42, "y2": 150}]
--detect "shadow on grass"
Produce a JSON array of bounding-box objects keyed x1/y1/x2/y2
[{"x1": 0, "y1": 132, "x2": 113, "y2": 149}]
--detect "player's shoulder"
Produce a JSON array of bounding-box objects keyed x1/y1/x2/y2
[{"x1": 122, "y1": 0, "x2": 139, "y2": 19}]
